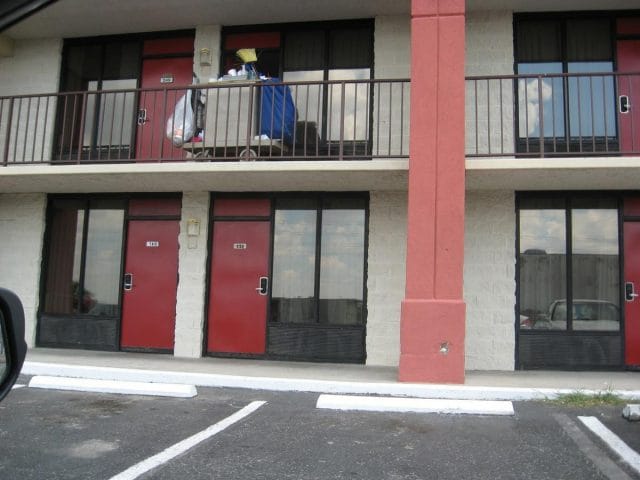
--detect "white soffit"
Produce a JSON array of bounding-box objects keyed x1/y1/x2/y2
[{"x1": 466, "y1": 157, "x2": 640, "y2": 191}]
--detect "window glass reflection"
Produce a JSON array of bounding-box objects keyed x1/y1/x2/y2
[
  {"x1": 517, "y1": 63, "x2": 564, "y2": 138},
  {"x1": 328, "y1": 69, "x2": 370, "y2": 141},
  {"x1": 567, "y1": 62, "x2": 616, "y2": 138},
  {"x1": 271, "y1": 209, "x2": 317, "y2": 323},
  {"x1": 82, "y1": 210, "x2": 125, "y2": 316},
  {"x1": 319, "y1": 210, "x2": 365, "y2": 325},
  {"x1": 44, "y1": 206, "x2": 84, "y2": 314},
  {"x1": 518, "y1": 209, "x2": 567, "y2": 330},
  {"x1": 282, "y1": 70, "x2": 324, "y2": 125},
  {"x1": 571, "y1": 209, "x2": 620, "y2": 331}
]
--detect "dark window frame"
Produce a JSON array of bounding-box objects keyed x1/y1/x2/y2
[
  {"x1": 269, "y1": 193, "x2": 369, "y2": 327},
  {"x1": 516, "y1": 191, "x2": 624, "y2": 336},
  {"x1": 513, "y1": 13, "x2": 619, "y2": 153},
  {"x1": 220, "y1": 20, "x2": 375, "y2": 155},
  {"x1": 55, "y1": 31, "x2": 194, "y2": 162}
]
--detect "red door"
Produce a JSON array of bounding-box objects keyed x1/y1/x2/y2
[
  {"x1": 624, "y1": 221, "x2": 640, "y2": 367},
  {"x1": 136, "y1": 54, "x2": 194, "y2": 161},
  {"x1": 121, "y1": 220, "x2": 180, "y2": 350},
  {"x1": 207, "y1": 221, "x2": 270, "y2": 354},
  {"x1": 617, "y1": 39, "x2": 640, "y2": 153}
]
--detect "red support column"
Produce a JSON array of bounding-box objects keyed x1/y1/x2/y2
[{"x1": 399, "y1": 0, "x2": 466, "y2": 383}]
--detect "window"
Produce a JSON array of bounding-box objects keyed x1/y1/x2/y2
[
  {"x1": 43, "y1": 198, "x2": 126, "y2": 317},
  {"x1": 221, "y1": 22, "x2": 373, "y2": 155},
  {"x1": 57, "y1": 39, "x2": 141, "y2": 159},
  {"x1": 283, "y1": 25, "x2": 372, "y2": 146},
  {"x1": 518, "y1": 195, "x2": 620, "y2": 332},
  {"x1": 515, "y1": 16, "x2": 616, "y2": 152},
  {"x1": 270, "y1": 195, "x2": 366, "y2": 326}
]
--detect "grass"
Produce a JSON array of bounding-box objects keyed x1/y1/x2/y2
[{"x1": 547, "y1": 390, "x2": 628, "y2": 408}]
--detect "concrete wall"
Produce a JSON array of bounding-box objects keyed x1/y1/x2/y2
[
  {"x1": 464, "y1": 190, "x2": 516, "y2": 371},
  {"x1": 366, "y1": 191, "x2": 407, "y2": 366},
  {"x1": 0, "y1": 194, "x2": 47, "y2": 347},
  {"x1": 0, "y1": 38, "x2": 62, "y2": 164},
  {"x1": 373, "y1": 16, "x2": 410, "y2": 158},
  {"x1": 194, "y1": 25, "x2": 221, "y2": 82},
  {"x1": 0, "y1": 38, "x2": 62, "y2": 96},
  {"x1": 174, "y1": 192, "x2": 210, "y2": 357},
  {"x1": 465, "y1": 10, "x2": 514, "y2": 157}
]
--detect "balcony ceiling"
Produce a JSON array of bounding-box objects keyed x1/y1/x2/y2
[
  {"x1": 7, "y1": 0, "x2": 638, "y2": 40},
  {"x1": 5, "y1": 0, "x2": 409, "y2": 39},
  {"x1": 467, "y1": 0, "x2": 640, "y2": 12}
]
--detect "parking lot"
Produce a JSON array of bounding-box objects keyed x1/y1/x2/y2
[{"x1": 0, "y1": 377, "x2": 638, "y2": 480}]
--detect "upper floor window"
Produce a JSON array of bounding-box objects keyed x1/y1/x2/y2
[
  {"x1": 221, "y1": 21, "x2": 373, "y2": 151},
  {"x1": 514, "y1": 16, "x2": 616, "y2": 151}
]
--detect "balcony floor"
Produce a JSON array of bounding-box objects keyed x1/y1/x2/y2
[
  {"x1": 0, "y1": 159, "x2": 409, "y2": 194},
  {"x1": 466, "y1": 156, "x2": 640, "y2": 191}
]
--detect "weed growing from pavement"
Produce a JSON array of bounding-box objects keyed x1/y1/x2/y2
[{"x1": 547, "y1": 390, "x2": 628, "y2": 408}]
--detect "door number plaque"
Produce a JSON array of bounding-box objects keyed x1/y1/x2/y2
[
  {"x1": 146, "y1": 241, "x2": 160, "y2": 247},
  {"x1": 233, "y1": 243, "x2": 247, "y2": 250}
]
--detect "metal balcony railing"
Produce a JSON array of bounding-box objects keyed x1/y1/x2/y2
[
  {"x1": 3, "y1": 73, "x2": 638, "y2": 166},
  {"x1": 0, "y1": 79, "x2": 410, "y2": 165},
  {"x1": 466, "y1": 71, "x2": 640, "y2": 157}
]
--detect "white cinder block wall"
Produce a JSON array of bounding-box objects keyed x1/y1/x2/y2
[
  {"x1": 194, "y1": 25, "x2": 221, "y2": 82},
  {"x1": 366, "y1": 191, "x2": 407, "y2": 366},
  {"x1": 465, "y1": 11, "x2": 514, "y2": 156},
  {"x1": 0, "y1": 38, "x2": 62, "y2": 96},
  {"x1": 362, "y1": 17, "x2": 411, "y2": 366},
  {"x1": 174, "y1": 192, "x2": 210, "y2": 358},
  {"x1": 0, "y1": 194, "x2": 47, "y2": 347},
  {"x1": 374, "y1": 16, "x2": 411, "y2": 157},
  {"x1": 0, "y1": 39, "x2": 63, "y2": 163},
  {"x1": 462, "y1": 11, "x2": 517, "y2": 370},
  {"x1": 464, "y1": 191, "x2": 516, "y2": 370}
]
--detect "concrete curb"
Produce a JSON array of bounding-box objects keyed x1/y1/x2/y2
[
  {"x1": 317, "y1": 394, "x2": 515, "y2": 416},
  {"x1": 28, "y1": 375, "x2": 198, "y2": 398},
  {"x1": 21, "y1": 361, "x2": 640, "y2": 401}
]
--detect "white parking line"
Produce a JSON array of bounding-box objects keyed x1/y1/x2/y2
[
  {"x1": 579, "y1": 416, "x2": 640, "y2": 476},
  {"x1": 11, "y1": 384, "x2": 25, "y2": 389},
  {"x1": 108, "y1": 401, "x2": 266, "y2": 480}
]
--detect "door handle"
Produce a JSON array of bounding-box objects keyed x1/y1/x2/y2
[
  {"x1": 625, "y1": 281, "x2": 638, "y2": 302},
  {"x1": 255, "y1": 276, "x2": 268, "y2": 296},
  {"x1": 124, "y1": 273, "x2": 133, "y2": 291},
  {"x1": 137, "y1": 108, "x2": 148, "y2": 125},
  {"x1": 619, "y1": 95, "x2": 631, "y2": 114}
]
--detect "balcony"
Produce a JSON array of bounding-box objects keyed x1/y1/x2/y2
[
  {"x1": 2, "y1": 72, "x2": 640, "y2": 193},
  {"x1": 0, "y1": 79, "x2": 410, "y2": 166},
  {"x1": 466, "y1": 71, "x2": 640, "y2": 158}
]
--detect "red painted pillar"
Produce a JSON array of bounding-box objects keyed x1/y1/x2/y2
[{"x1": 399, "y1": 0, "x2": 466, "y2": 383}]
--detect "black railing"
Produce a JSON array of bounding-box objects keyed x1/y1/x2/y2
[
  {"x1": 466, "y1": 71, "x2": 640, "y2": 157},
  {"x1": 3, "y1": 72, "x2": 639, "y2": 165},
  {"x1": 0, "y1": 79, "x2": 410, "y2": 165}
]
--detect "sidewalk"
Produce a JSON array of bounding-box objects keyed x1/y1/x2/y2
[{"x1": 22, "y1": 348, "x2": 640, "y2": 401}]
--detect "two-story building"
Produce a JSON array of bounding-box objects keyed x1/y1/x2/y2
[{"x1": 1, "y1": 0, "x2": 639, "y2": 383}]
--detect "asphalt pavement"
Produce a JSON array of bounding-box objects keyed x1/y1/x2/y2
[{"x1": 0, "y1": 376, "x2": 638, "y2": 480}]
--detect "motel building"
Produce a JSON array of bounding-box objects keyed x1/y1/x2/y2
[{"x1": 1, "y1": 0, "x2": 640, "y2": 383}]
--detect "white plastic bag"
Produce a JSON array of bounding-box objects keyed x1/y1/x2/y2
[{"x1": 166, "y1": 90, "x2": 195, "y2": 147}]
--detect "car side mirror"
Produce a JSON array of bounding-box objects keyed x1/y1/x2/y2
[{"x1": 0, "y1": 288, "x2": 27, "y2": 402}]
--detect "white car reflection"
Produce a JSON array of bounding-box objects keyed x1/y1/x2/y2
[{"x1": 546, "y1": 299, "x2": 620, "y2": 331}]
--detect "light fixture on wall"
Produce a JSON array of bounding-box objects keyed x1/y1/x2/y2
[
  {"x1": 199, "y1": 48, "x2": 212, "y2": 67},
  {"x1": 187, "y1": 219, "x2": 201, "y2": 237}
]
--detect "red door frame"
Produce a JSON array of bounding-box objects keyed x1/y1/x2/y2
[
  {"x1": 135, "y1": 36, "x2": 194, "y2": 161},
  {"x1": 206, "y1": 198, "x2": 272, "y2": 356},
  {"x1": 120, "y1": 198, "x2": 182, "y2": 351},
  {"x1": 617, "y1": 39, "x2": 640, "y2": 154},
  {"x1": 623, "y1": 198, "x2": 640, "y2": 367},
  {"x1": 120, "y1": 219, "x2": 180, "y2": 351}
]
